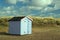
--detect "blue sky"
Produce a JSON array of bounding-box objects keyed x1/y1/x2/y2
[{"x1": 0, "y1": 0, "x2": 60, "y2": 18}]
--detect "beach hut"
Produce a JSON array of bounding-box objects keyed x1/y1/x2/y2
[{"x1": 8, "y1": 16, "x2": 32, "y2": 35}]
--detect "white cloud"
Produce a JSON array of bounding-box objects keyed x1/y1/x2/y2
[
  {"x1": 3, "y1": 6, "x2": 14, "y2": 11},
  {"x1": 19, "y1": 6, "x2": 30, "y2": 14},
  {"x1": 6, "y1": 0, "x2": 18, "y2": 4},
  {"x1": 28, "y1": 6, "x2": 43, "y2": 10},
  {"x1": 53, "y1": 0, "x2": 60, "y2": 10},
  {"x1": 6, "y1": 11, "x2": 11, "y2": 14},
  {"x1": 54, "y1": 2, "x2": 60, "y2": 10},
  {"x1": 6, "y1": 0, "x2": 53, "y2": 6},
  {"x1": 18, "y1": 0, "x2": 29, "y2": 2},
  {"x1": 43, "y1": 7, "x2": 54, "y2": 12},
  {"x1": 29, "y1": 0, "x2": 60, "y2": 12},
  {"x1": 6, "y1": 0, "x2": 29, "y2": 4},
  {"x1": 31, "y1": 0, "x2": 53, "y2": 7},
  {"x1": 0, "y1": 6, "x2": 17, "y2": 16},
  {"x1": 0, "y1": 6, "x2": 31, "y2": 16}
]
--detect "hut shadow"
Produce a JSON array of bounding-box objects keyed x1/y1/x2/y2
[{"x1": 0, "y1": 32, "x2": 21, "y2": 36}]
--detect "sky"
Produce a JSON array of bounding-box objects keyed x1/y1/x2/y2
[{"x1": 0, "y1": 0, "x2": 60, "y2": 18}]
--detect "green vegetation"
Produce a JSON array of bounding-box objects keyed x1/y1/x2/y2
[
  {"x1": 0, "y1": 16, "x2": 60, "y2": 27},
  {"x1": 31, "y1": 16, "x2": 60, "y2": 27}
]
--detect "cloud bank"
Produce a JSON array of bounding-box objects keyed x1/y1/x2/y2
[
  {"x1": 0, "y1": 0, "x2": 60, "y2": 17},
  {"x1": 6, "y1": 0, "x2": 18, "y2": 4},
  {"x1": 31, "y1": 0, "x2": 53, "y2": 7},
  {"x1": 6, "y1": 0, "x2": 29, "y2": 4}
]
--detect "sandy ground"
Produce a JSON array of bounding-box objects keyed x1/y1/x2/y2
[{"x1": 0, "y1": 27, "x2": 60, "y2": 40}]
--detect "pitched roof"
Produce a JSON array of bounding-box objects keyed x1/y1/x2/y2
[
  {"x1": 8, "y1": 16, "x2": 33, "y2": 21},
  {"x1": 8, "y1": 16, "x2": 25, "y2": 21}
]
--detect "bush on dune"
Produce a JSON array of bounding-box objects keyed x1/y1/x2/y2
[
  {"x1": 0, "y1": 17, "x2": 11, "y2": 26},
  {"x1": 31, "y1": 16, "x2": 60, "y2": 27}
]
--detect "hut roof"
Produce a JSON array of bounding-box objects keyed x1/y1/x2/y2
[
  {"x1": 8, "y1": 16, "x2": 33, "y2": 21},
  {"x1": 8, "y1": 16, "x2": 25, "y2": 21}
]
